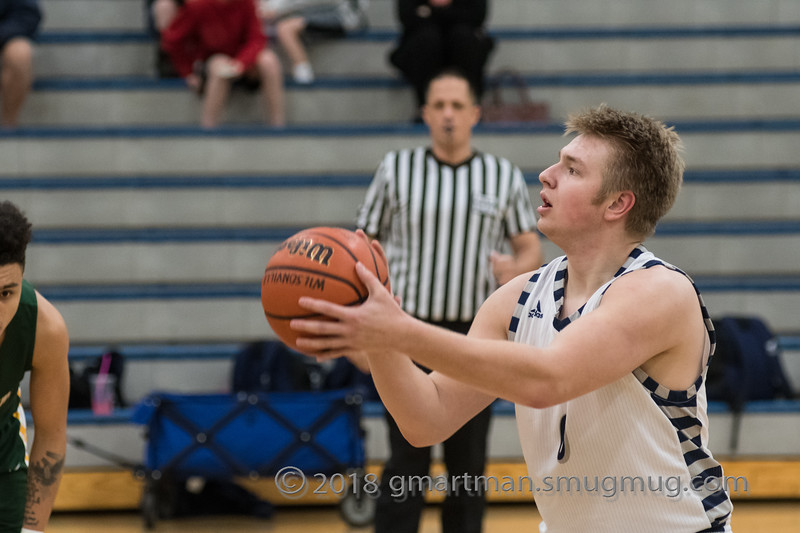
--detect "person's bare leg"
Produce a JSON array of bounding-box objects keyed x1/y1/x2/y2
[
  {"x1": 1, "y1": 38, "x2": 34, "y2": 128},
  {"x1": 201, "y1": 54, "x2": 233, "y2": 128},
  {"x1": 151, "y1": 0, "x2": 180, "y2": 32},
  {"x1": 276, "y1": 16, "x2": 314, "y2": 83},
  {"x1": 256, "y1": 49, "x2": 286, "y2": 126}
]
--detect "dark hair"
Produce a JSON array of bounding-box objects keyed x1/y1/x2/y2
[
  {"x1": 424, "y1": 67, "x2": 478, "y2": 105},
  {"x1": 0, "y1": 201, "x2": 33, "y2": 269}
]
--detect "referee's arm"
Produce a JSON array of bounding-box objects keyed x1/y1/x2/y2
[{"x1": 490, "y1": 231, "x2": 542, "y2": 285}]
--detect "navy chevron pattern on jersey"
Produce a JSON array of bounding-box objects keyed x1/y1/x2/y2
[{"x1": 510, "y1": 245, "x2": 732, "y2": 532}]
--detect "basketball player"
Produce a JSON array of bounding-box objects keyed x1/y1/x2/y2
[
  {"x1": 0, "y1": 201, "x2": 70, "y2": 533},
  {"x1": 354, "y1": 67, "x2": 541, "y2": 533},
  {"x1": 292, "y1": 105, "x2": 734, "y2": 532}
]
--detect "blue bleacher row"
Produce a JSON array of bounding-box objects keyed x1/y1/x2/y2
[
  {"x1": 5, "y1": 168, "x2": 800, "y2": 189},
  {"x1": 15, "y1": 215, "x2": 800, "y2": 243},
  {"x1": 38, "y1": 0, "x2": 800, "y2": 33},
  {"x1": 32, "y1": 24, "x2": 800, "y2": 43},
  {"x1": 4, "y1": 166, "x2": 800, "y2": 184},
  {"x1": 61, "y1": 335, "x2": 800, "y2": 427},
  {"x1": 7, "y1": 167, "x2": 800, "y2": 340},
  {"x1": 25, "y1": 22, "x2": 800, "y2": 112},
  {"x1": 20, "y1": 220, "x2": 800, "y2": 243},
  {"x1": 29, "y1": 275, "x2": 800, "y2": 300},
  {"x1": 15, "y1": 9, "x2": 800, "y2": 132},
  {"x1": 28, "y1": 22, "x2": 800, "y2": 86},
  {"x1": 6, "y1": 117, "x2": 800, "y2": 136},
  {"x1": 67, "y1": 337, "x2": 800, "y2": 363},
  {"x1": 30, "y1": 69, "x2": 800, "y2": 91}
]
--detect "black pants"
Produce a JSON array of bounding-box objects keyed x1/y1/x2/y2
[
  {"x1": 374, "y1": 320, "x2": 492, "y2": 533},
  {"x1": 390, "y1": 21, "x2": 494, "y2": 108}
]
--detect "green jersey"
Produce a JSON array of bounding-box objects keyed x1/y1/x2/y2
[{"x1": 0, "y1": 280, "x2": 37, "y2": 472}]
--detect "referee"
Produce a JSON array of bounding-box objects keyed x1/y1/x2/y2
[{"x1": 357, "y1": 68, "x2": 542, "y2": 533}]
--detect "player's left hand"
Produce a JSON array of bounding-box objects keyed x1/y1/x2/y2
[{"x1": 291, "y1": 261, "x2": 407, "y2": 359}]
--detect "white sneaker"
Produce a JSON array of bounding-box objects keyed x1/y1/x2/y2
[{"x1": 292, "y1": 62, "x2": 315, "y2": 84}]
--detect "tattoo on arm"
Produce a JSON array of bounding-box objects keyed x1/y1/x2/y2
[
  {"x1": 23, "y1": 451, "x2": 65, "y2": 528},
  {"x1": 29, "y1": 451, "x2": 65, "y2": 486}
]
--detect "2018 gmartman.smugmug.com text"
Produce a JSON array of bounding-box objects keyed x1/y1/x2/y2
[{"x1": 274, "y1": 466, "x2": 748, "y2": 500}]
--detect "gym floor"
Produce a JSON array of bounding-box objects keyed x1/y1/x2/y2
[{"x1": 47, "y1": 500, "x2": 800, "y2": 533}]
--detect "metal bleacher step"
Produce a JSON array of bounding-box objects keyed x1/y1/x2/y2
[
  {"x1": 40, "y1": 0, "x2": 148, "y2": 32},
  {"x1": 4, "y1": 120, "x2": 800, "y2": 177},
  {"x1": 20, "y1": 220, "x2": 800, "y2": 284},
  {"x1": 58, "y1": 336, "x2": 800, "y2": 416},
  {"x1": 5, "y1": 169, "x2": 800, "y2": 225},
  {"x1": 33, "y1": 24, "x2": 800, "y2": 78},
  {"x1": 62, "y1": 335, "x2": 800, "y2": 410},
  {"x1": 25, "y1": 272, "x2": 800, "y2": 346},
  {"x1": 23, "y1": 70, "x2": 800, "y2": 126},
  {"x1": 39, "y1": 0, "x2": 800, "y2": 33}
]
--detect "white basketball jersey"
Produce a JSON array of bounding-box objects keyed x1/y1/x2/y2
[{"x1": 511, "y1": 246, "x2": 732, "y2": 533}]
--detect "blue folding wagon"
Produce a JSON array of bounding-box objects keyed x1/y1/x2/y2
[{"x1": 132, "y1": 388, "x2": 374, "y2": 528}]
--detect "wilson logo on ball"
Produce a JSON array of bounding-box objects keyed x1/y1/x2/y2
[
  {"x1": 261, "y1": 227, "x2": 391, "y2": 351},
  {"x1": 278, "y1": 238, "x2": 334, "y2": 266}
]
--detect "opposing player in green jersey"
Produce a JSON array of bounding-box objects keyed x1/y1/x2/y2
[{"x1": 0, "y1": 200, "x2": 69, "y2": 533}]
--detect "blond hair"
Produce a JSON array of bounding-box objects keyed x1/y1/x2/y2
[{"x1": 565, "y1": 105, "x2": 684, "y2": 238}]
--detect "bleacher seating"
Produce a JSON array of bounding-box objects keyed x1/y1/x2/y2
[{"x1": 5, "y1": 0, "x2": 800, "y2": 502}]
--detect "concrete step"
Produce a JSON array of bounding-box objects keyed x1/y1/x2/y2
[
  {"x1": 32, "y1": 26, "x2": 800, "y2": 78},
  {"x1": 50, "y1": 290, "x2": 266, "y2": 344},
  {"x1": 40, "y1": 0, "x2": 149, "y2": 31},
  {"x1": 2, "y1": 121, "x2": 800, "y2": 176},
  {"x1": 67, "y1": 343, "x2": 238, "y2": 406},
  {"x1": 646, "y1": 222, "x2": 800, "y2": 277},
  {"x1": 5, "y1": 170, "x2": 800, "y2": 226},
  {"x1": 27, "y1": 236, "x2": 282, "y2": 284},
  {"x1": 26, "y1": 77, "x2": 418, "y2": 126},
  {"x1": 39, "y1": 0, "x2": 800, "y2": 32},
  {"x1": 17, "y1": 220, "x2": 800, "y2": 285},
  {"x1": 34, "y1": 275, "x2": 800, "y2": 344},
  {"x1": 701, "y1": 285, "x2": 800, "y2": 336},
  {"x1": 35, "y1": 34, "x2": 155, "y2": 78},
  {"x1": 481, "y1": 0, "x2": 800, "y2": 29},
  {"x1": 669, "y1": 172, "x2": 800, "y2": 222},
  {"x1": 23, "y1": 72, "x2": 800, "y2": 126},
  {"x1": 59, "y1": 337, "x2": 800, "y2": 410}
]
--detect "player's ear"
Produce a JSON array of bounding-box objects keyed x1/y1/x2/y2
[{"x1": 605, "y1": 190, "x2": 635, "y2": 221}]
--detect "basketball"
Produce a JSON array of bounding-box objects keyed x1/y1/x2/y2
[{"x1": 260, "y1": 227, "x2": 391, "y2": 350}]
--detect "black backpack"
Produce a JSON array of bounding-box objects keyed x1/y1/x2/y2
[
  {"x1": 707, "y1": 316, "x2": 793, "y2": 409},
  {"x1": 231, "y1": 340, "x2": 378, "y2": 399},
  {"x1": 706, "y1": 316, "x2": 794, "y2": 453}
]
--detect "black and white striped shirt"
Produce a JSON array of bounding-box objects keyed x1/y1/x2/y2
[{"x1": 357, "y1": 147, "x2": 538, "y2": 322}]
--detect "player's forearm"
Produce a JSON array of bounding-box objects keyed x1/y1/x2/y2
[
  {"x1": 23, "y1": 436, "x2": 66, "y2": 531},
  {"x1": 394, "y1": 318, "x2": 557, "y2": 408},
  {"x1": 367, "y1": 350, "x2": 457, "y2": 446}
]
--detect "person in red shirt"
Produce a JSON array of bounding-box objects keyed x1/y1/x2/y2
[{"x1": 161, "y1": 0, "x2": 285, "y2": 128}]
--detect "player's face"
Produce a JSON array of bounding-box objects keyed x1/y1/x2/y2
[
  {"x1": 422, "y1": 76, "x2": 480, "y2": 152},
  {"x1": 536, "y1": 134, "x2": 613, "y2": 241},
  {"x1": 0, "y1": 263, "x2": 24, "y2": 340}
]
